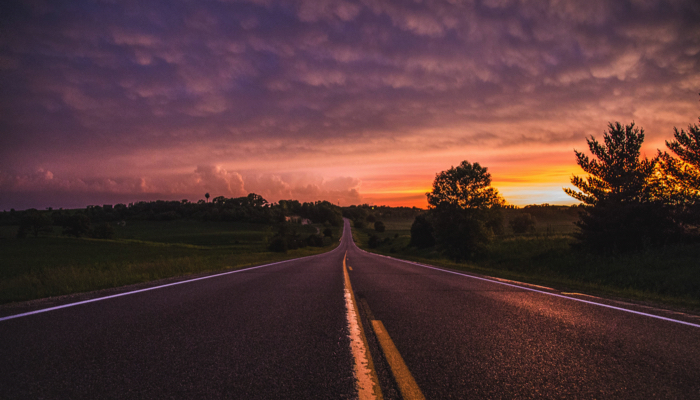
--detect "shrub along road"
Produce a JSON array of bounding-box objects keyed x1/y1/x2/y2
[{"x1": 1, "y1": 220, "x2": 699, "y2": 398}]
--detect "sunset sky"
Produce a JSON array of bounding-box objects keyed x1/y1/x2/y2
[{"x1": 1, "y1": 0, "x2": 699, "y2": 210}]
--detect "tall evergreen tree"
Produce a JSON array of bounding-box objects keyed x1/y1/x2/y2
[
  {"x1": 658, "y1": 117, "x2": 700, "y2": 228},
  {"x1": 565, "y1": 122, "x2": 678, "y2": 251}
]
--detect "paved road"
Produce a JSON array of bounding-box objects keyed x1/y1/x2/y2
[{"x1": 2, "y1": 219, "x2": 699, "y2": 399}]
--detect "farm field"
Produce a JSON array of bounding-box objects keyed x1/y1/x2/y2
[{"x1": 0, "y1": 220, "x2": 340, "y2": 304}]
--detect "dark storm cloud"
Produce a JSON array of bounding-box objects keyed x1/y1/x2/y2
[{"x1": 1, "y1": 0, "x2": 699, "y2": 208}]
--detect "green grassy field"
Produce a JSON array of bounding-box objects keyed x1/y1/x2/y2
[
  {"x1": 0, "y1": 221, "x2": 340, "y2": 304},
  {"x1": 354, "y1": 214, "x2": 700, "y2": 311}
]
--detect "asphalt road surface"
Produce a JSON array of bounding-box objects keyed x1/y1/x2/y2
[{"x1": 1, "y1": 219, "x2": 699, "y2": 399}]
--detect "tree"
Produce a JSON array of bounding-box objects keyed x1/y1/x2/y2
[
  {"x1": 427, "y1": 161, "x2": 504, "y2": 209},
  {"x1": 510, "y1": 213, "x2": 536, "y2": 234},
  {"x1": 374, "y1": 221, "x2": 386, "y2": 233},
  {"x1": 62, "y1": 214, "x2": 91, "y2": 237},
  {"x1": 424, "y1": 160, "x2": 505, "y2": 261},
  {"x1": 658, "y1": 117, "x2": 700, "y2": 226},
  {"x1": 19, "y1": 209, "x2": 53, "y2": 237},
  {"x1": 205, "y1": 193, "x2": 210, "y2": 203},
  {"x1": 409, "y1": 214, "x2": 435, "y2": 248},
  {"x1": 368, "y1": 234, "x2": 381, "y2": 249},
  {"x1": 564, "y1": 122, "x2": 678, "y2": 251}
]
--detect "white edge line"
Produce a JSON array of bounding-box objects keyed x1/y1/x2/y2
[
  {"x1": 358, "y1": 248, "x2": 700, "y2": 329},
  {"x1": 0, "y1": 246, "x2": 344, "y2": 323}
]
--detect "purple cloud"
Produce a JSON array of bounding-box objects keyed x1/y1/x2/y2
[{"x1": 1, "y1": 0, "x2": 699, "y2": 209}]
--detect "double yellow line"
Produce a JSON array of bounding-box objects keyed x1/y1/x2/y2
[{"x1": 343, "y1": 252, "x2": 425, "y2": 400}]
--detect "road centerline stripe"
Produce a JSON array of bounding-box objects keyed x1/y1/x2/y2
[
  {"x1": 343, "y1": 251, "x2": 383, "y2": 400},
  {"x1": 371, "y1": 320, "x2": 425, "y2": 400}
]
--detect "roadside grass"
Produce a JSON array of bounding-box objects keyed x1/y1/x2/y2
[
  {"x1": 0, "y1": 221, "x2": 340, "y2": 304},
  {"x1": 354, "y1": 217, "x2": 700, "y2": 311}
]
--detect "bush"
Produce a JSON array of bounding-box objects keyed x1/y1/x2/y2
[
  {"x1": 20, "y1": 210, "x2": 53, "y2": 237},
  {"x1": 62, "y1": 214, "x2": 91, "y2": 237},
  {"x1": 409, "y1": 214, "x2": 435, "y2": 248},
  {"x1": 353, "y1": 220, "x2": 365, "y2": 229},
  {"x1": 91, "y1": 222, "x2": 115, "y2": 239},
  {"x1": 510, "y1": 213, "x2": 536, "y2": 234},
  {"x1": 306, "y1": 234, "x2": 324, "y2": 247},
  {"x1": 269, "y1": 236, "x2": 287, "y2": 252},
  {"x1": 323, "y1": 228, "x2": 333, "y2": 238},
  {"x1": 368, "y1": 235, "x2": 381, "y2": 249},
  {"x1": 374, "y1": 221, "x2": 386, "y2": 233},
  {"x1": 432, "y1": 206, "x2": 494, "y2": 261}
]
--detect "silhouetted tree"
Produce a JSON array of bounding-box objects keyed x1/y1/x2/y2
[
  {"x1": 368, "y1": 234, "x2": 380, "y2": 249},
  {"x1": 374, "y1": 221, "x2": 386, "y2": 233},
  {"x1": 19, "y1": 209, "x2": 53, "y2": 237},
  {"x1": 205, "y1": 193, "x2": 210, "y2": 202},
  {"x1": 510, "y1": 213, "x2": 536, "y2": 234},
  {"x1": 409, "y1": 213, "x2": 435, "y2": 248},
  {"x1": 565, "y1": 122, "x2": 679, "y2": 251},
  {"x1": 426, "y1": 160, "x2": 505, "y2": 260},
  {"x1": 658, "y1": 117, "x2": 700, "y2": 228},
  {"x1": 323, "y1": 227, "x2": 333, "y2": 238},
  {"x1": 306, "y1": 234, "x2": 324, "y2": 247},
  {"x1": 91, "y1": 222, "x2": 115, "y2": 239},
  {"x1": 62, "y1": 214, "x2": 91, "y2": 237}
]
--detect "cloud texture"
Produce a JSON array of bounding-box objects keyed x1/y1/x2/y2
[{"x1": 1, "y1": 0, "x2": 699, "y2": 209}]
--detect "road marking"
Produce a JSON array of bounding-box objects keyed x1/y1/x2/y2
[
  {"x1": 349, "y1": 266, "x2": 353, "y2": 271},
  {"x1": 360, "y1": 250, "x2": 700, "y2": 329},
  {"x1": 371, "y1": 320, "x2": 425, "y2": 400},
  {"x1": 343, "y1": 252, "x2": 383, "y2": 400},
  {"x1": 0, "y1": 248, "x2": 344, "y2": 323}
]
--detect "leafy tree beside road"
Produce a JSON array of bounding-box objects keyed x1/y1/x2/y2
[{"x1": 412, "y1": 160, "x2": 505, "y2": 260}]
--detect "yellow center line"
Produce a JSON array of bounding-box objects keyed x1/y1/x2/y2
[
  {"x1": 371, "y1": 320, "x2": 426, "y2": 400},
  {"x1": 349, "y1": 266, "x2": 353, "y2": 271},
  {"x1": 343, "y1": 252, "x2": 383, "y2": 400}
]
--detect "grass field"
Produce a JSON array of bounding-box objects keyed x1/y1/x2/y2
[
  {"x1": 0, "y1": 221, "x2": 340, "y2": 304},
  {"x1": 353, "y1": 214, "x2": 700, "y2": 311}
]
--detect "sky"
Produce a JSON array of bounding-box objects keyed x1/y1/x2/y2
[{"x1": 1, "y1": 0, "x2": 699, "y2": 211}]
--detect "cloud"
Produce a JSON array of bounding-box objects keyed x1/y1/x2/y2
[
  {"x1": 1, "y1": 0, "x2": 699, "y2": 209},
  {"x1": 194, "y1": 165, "x2": 246, "y2": 197},
  {"x1": 0, "y1": 165, "x2": 365, "y2": 209}
]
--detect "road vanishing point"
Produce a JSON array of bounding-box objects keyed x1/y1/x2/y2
[{"x1": 2, "y1": 219, "x2": 699, "y2": 399}]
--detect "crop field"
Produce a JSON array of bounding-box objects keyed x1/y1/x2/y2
[{"x1": 0, "y1": 220, "x2": 339, "y2": 304}]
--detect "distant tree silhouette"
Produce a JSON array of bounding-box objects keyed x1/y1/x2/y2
[
  {"x1": 62, "y1": 214, "x2": 91, "y2": 237},
  {"x1": 368, "y1": 234, "x2": 380, "y2": 248},
  {"x1": 374, "y1": 221, "x2": 386, "y2": 233},
  {"x1": 409, "y1": 213, "x2": 435, "y2": 248},
  {"x1": 91, "y1": 222, "x2": 115, "y2": 239},
  {"x1": 510, "y1": 213, "x2": 536, "y2": 234},
  {"x1": 19, "y1": 209, "x2": 53, "y2": 237},
  {"x1": 205, "y1": 193, "x2": 210, "y2": 203},
  {"x1": 565, "y1": 122, "x2": 679, "y2": 251}
]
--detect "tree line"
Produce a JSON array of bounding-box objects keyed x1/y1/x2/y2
[
  {"x1": 1, "y1": 193, "x2": 345, "y2": 241},
  {"x1": 410, "y1": 116, "x2": 700, "y2": 258}
]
